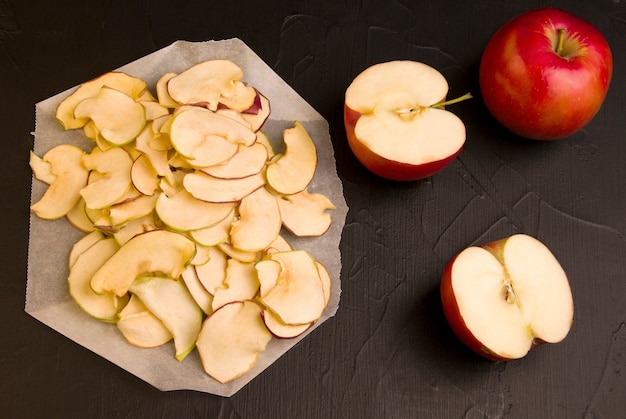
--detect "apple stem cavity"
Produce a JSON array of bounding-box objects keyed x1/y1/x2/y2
[{"x1": 430, "y1": 92, "x2": 473, "y2": 109}]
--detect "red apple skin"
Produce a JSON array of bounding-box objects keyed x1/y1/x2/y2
[
  {"x1": 343, "y1": 105, "x2": 461, "y2": 181},
  {"x1": 440, "y1": 238, "x2": 545, "y2": 361},
  {"x1": 479, "y1": 8, "x2": 613, "y2": 140}
]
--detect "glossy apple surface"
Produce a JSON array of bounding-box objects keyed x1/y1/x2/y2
[{"x1": 479, "y1": 8, "x2": 613, "y2": 140}]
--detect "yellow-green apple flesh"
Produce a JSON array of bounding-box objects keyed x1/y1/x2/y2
[
  {"x1": 440, "y1": 234, "x2": 574, "y2": 361},
  {"x1": 344, "y1": 60, "x2": 466, "y2": 181},
  {"x1": 479, "y1": 8, "x2": 613, "y2": 140}
]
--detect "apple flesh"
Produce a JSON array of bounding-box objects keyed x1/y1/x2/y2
[
  {"x1": 479, "y1": 8, "x2": 613, "y2": 140},
  {"x1": 441, "y1": 234, "x2": 574, "y2": 360},
  {"x1": 344, "y1": 60, "x2": 466, "y2": 181}
]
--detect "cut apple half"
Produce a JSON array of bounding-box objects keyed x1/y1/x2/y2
[
  {"x1": 56, "y1": 71, "x2": 148, "y2": 130},
  {"x1": 230, "y1": 186, "x2": 281, "y2": 252},
  {"x1": 344, "y1": 60, "x2": 466, "y2": 181},
  {"x1": 275, "y1": 188, "x2": 335, "y2": 237},
  {"x1": 201, "y1": 142, "x2": 268, "y2": 179},
  {"x1": 266, "y1": 121, "x2": 317, "y2": 195},
  {"x1": 90, "y1": 229, "x2": 196, "y2": 297},
  {"x1": 259, "y1": 250, "x2": 326, "y2": 325},
  {"x1": 166, "y1": 59, "x2": 257, "y2": 111},
  {"x1": 73, "y1": 86, "x2": 146, "y2": 146},
  {"x1": 30, "y1": 144, "x2": 89, "y2": 220},
  {"x1": 196, "y1": 300, "x2": 272, "y2": 383},
  {"x1": 80, "y1": 147, "x2": 134, "y2": 210},
  {"x1": 183, "y1": 171, "x2": 265, "y2": 203},
  {"x1": 117, "y1": 294, "x2": 173, "y2": 348},
  {"x1": 441, "y1": 234, "x2": 574, "y2": 360},
  {"x1": 128, "y1": 275, "x2": 203, "y2": 361},
  {"x1": 169, "y1": 106, "x2": 256, "y2": 167},
  {"x1": 155, "y1": 189, "x2": 235, "y2": 232},
  {"x1": 68, "y1": 236, "x2": 125, "y2": 322}
]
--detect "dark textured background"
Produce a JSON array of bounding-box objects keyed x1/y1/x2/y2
[{"x1": 2, "y1": 1, "x2": 625, "y2": 417}]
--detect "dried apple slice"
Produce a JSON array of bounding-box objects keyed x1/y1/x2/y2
[
  {"x1": 196, "y1": 300, "x2": 272, "y2": 383},
  {"x1": 117, "y1": 294, "x2": 173, "y2": 348},
  {"x1": 29, "y1": 151, "x2": 56, "y2": 184},
  {"x1": 255, "y1": 259, "x2": 281, "y2": 298},
  {"x1": 212, "y1": 259, "x2": 259, "y2": 311},
  {"x1": 166, "y1": 59, "x2": 256, "y2": 111},
  {"x1": 155, "y1": 72, "x2": 180, "y2": 108},
  {"x1": 169, "y1": 107, "x2": 256, "y2": 167},
  {"x1": 90, "y1": 229, "x2": 196, "y2": 297},
  {"x1": 68, "y1": 230, "x2": 105, "y2": 268},
  {"x1": 134, "y1": 124, "x2": 174, "y2": 184},
  {"x1": 194, "y1": 246, "x2": 228, "y2": 294},
  {"x1": 263, "y1": 234, "x2": 293, "y2": 256},
  {"x1": 259, "y1": 250, "x2": 326, "y2": 325},
  {"x1": 275, "y1": 188, "x2": 335, "y2": 237},
  {"x1": 30, "y1": 144, "x2": 89, "y2": 220},
  {"x1": 66, "y1": 198, "x2": 95, "y2": 233},
  {"x1": 230, "y1": 186, "x2": 281, "y2": 252},
  {"x1": 128, "y1": 275, "x2": 203, "y2": 361},
  {"x1": 73, "y1": 86, "x2": 146, "y2": 145},
  {"x1": 261, "y1": 309, "x2": 312, "y2": 339},
  {"x1": 80, "y1": 147, "x2": 133, "y2": 210},
  {"x1": 112, "y1": 213, "x2": 158, "y2": 246},
  {"x1": 190, "y1": 209, "x2": 235, "y2": 247},
  {"x1": 266, "y1": 121, "x2": 318, "y2": 195},
  {"x1": 201, "y1": 142, "x2": 268, "y2": 179},
  {"x1": 240, "y1": 92, "x2": 271, "y2": 132},
  {"x1": 56, "y1": 71, "x2": 148, "y2": 130},
  {"x1": 155, "y1": 189, "x2": 235, "y2": 232},
  {"x1": 181, "y1": 266, "x2": 214, "y2": 315},
  {"x1": 130, "y1": 154, "x2": 160, "y2": 196},
  {"x1": 68, "y1": 236, "x2": 126, "y2": 322},
  {"x1": 183, "y1": 171, "x2": 265, "y2": 203},
  {"x1": 109, "y1": 194, "x2": 158, "y2": 226},
  {"x1": 218, "y1": 242, "x2": 260, "y2": 263}
]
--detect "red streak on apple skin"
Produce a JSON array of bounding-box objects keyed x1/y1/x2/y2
[
  {"x1": 479, "y1": 8, "x2": 613, "y2": 140},
  {"x1": 343, "y1": 105, "x2": 460, "y2": 181}
]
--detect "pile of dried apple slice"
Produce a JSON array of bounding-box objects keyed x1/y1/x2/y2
[{"x1": 29, "y1": 59, "x2": 337, "y2": 384}]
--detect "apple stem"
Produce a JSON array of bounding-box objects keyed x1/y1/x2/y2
[
  {"x1": 555, "y1": 28, "x2": 566, "y2": 56},
  {"x1": 430, "y1": 92, "x2": 473, "y2": 109}
]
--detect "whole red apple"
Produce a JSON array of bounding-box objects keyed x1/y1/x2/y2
[
  {"x1": 440, "y1": 234, "x2": 574, "y2": 361},
  {"x1": 479, "y1": 8, "x2": 613, "y2": 140},
  {"x1": 344, "y1": 61, "x2": 467, "y2": 181}
]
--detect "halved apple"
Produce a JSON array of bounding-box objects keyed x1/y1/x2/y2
[
  {"x1": 56, "y1": 71, "x2": 148, "y2": 130},
  {"x1": 230, "y1": 187, "x2": 281, "y2": 252},
  {"x1": 30, "y1": 144, "x2": 90, "y2": 220},
  {"x1": 117, "y1": 294, "x2": 173, "y2": 348},
  {"x1": 441, "y1": 234, "x2": 574, "y2": 360},
  {"x1": 90, "y1": 229, "x2": 196, "y2": 297},
  {"x1": 128, "y1": 275, "x2": 203, "y2": 361},
  {"x1": 266, "y1": 121, "x2": 317, "y2": 195},
  {"x1": 166, "y1": 59, "x2": 257, "y2": 111},
  {"x1": 73, "y1": 86, "x2": 146, "y2": 146},
  {"x1": 196, "y1": 300, "x2": 272, "y2": 383},
  {"x1": 155, "y1": 189, "x2": 235, "y2": 232}
]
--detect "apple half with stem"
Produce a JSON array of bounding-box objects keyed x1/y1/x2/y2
[
  {"x1": 440, "y1": 234, "x2": 574, "y2": 360},
  {"x1": 344, "y1": 60, "x2": 468, "y2": 181}
]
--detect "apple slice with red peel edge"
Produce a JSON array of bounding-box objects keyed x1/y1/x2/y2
[
  {"x1": 266, "y1": 121, "x2": 317, "y2": 195},
  {"x1": 56, "y1": 71, "x2": 148, "y2": 130},
  {"x1": 263, "y1": 234, "x2": 293, "y2": 256},
  {"x1": 112, "y1": 213, "x2": 158, "y2": 246},
  {"x1": 90, "y1": 229, "x2": 196, "y2": 297},
  {"x1": 166, "y1": 59, "x2": 256, "y2": 111},
  {"x1": 30, "y1": 144, "x2": 90, "y2": 220},
  {"x1": 195, "y1": 246, "x2": 228, "y2": 294},
  {"x1": 190, "y1": 244, "x2": 212, "y2": 266},
  {"x1": 261, "y1": 309, "x2": 312, "y2": 339},
  {"x1": 275, "y1": 188, "x2": 335, "y2": 237},
  {"x1": 183, "y1": 171, "x2": 265, "y2": 203},
  {"x1": 201, "y1": 142, "x2": 268, "y2": 179},
  {"x1": 73, "y1": 86, "x2": 146, "y2": 146},
  {"x1": 230, "y1": 187, "x2": 281, "y2": 252},
  {"x1": 441, "y1": 234, "x2": 574, "y2": 360},
  {"x1": 169, "y1": 107, "x2": 256, "y2": 167},
  {"x1": 344, "y1": 60, "x2": 467, "y2": 181},
  {"x1": 240, "y1": 91, "x2": 271, "y2": 132},
  {"x1": 196, "y1": 300, "x2": 272, "y2": 384},
  {"x1": 117, "y1": 294, "x2": 173, "y2": 348},
  {"x1": 212, "y1": 259, "x2": 259, "y2": 311},
  {"x1": 128, "y1": 275, "x2": 203, "y2": 361},
  {"x1": 135, "y1": 124, "x2": 174, "y2": 185},
  {"x1": 130, "y1": 154, "x2": 160, "y2": 196},
  {"x1": 218, "y1": 242, "x2": 260, "y2": 263},
  {"x1": 181, "y1": 266, "x2": 214, "y2": 315},
  {"x1": 68, "y1": 236, "x2": 126, "y2": 322},
  {"x1": 155, "y1": 72, "x2": 180, "y2": 108},
  {"x1": 190, "y1": 209, "x2": 235, "y2": 247},
  {"x1": 155, "y1": 189, "x2": 235, "y2": 232},
  {"x1": 80, "y1": 147, "x2": 133, "y2": 210},
  {"x1": 259, "y1": 250, "x2": 326, "y2": 325},
  {"x1": 255, "y1": 259, "x2": 281, "y2": 299}
]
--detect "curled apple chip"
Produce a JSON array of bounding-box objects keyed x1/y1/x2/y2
[
  {"x1": 80, "y1": 147, "x2": 133, "y2": 210},
  {"x1": 155, "y1": 189, "x2": 235, "y2": 232},
  {"x1": 230, "y1": 186, "x2": 281, "y2": 252},
  {"x1": 275, "y1": 188, "x2": 336, "y2": 237},
  {"x1": 117, "y1": 294, "x2": 173, "y2": 348}
]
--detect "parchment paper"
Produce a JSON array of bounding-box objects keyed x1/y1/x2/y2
[{"x1": 26, "y1": 39, "x2": 348, "y2": 397}]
